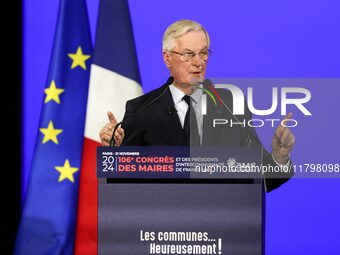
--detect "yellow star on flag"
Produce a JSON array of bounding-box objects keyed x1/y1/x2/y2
[
  {"x1": 68, "y1": 46, "x2": 91, "y2": 70},
  {"x1": 39, "y1": 121, "x2": 63, "y2": 144},
  {"x1": 55, "y1": 159, "x2": 79, "y2": 183},
  {"x1": 44, "y1": 80, "x2": 64, "y2": 104}
]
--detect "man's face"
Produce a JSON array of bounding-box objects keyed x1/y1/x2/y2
[{"x1": 163, "y1": 30, "x2": 208, "y2": 87}]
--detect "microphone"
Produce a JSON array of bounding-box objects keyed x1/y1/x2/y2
[
  {"x1": 109, "y1": 76, "x2": 174, "y2": 146},
  {"x1": 189, "y1": 76, "x2": 204, "y2": 92},
  {"x1": 202, "y1": 78, "x2": 260, "y2": 147}
]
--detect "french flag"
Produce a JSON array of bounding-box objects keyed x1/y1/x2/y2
[{"x1": 75, "y1": 0, "x2": 143, "y2": 254}]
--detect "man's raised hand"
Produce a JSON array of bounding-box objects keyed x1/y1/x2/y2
[
  {"x1": 271, "y1": 112, "x2": 295, "y2": 164},
  {"x1": 99, "y1": 111, "x2": 125, "y2": 146}
]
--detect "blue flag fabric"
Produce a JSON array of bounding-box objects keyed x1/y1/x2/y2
[
  {"x1": 93, "y1": 0, "x2": 141, "y2": 83},
  {"x1": 15, "y1": 0, "x2": 92, "y2": 254}
]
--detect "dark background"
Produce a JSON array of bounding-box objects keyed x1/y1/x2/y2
[{"x1": 1, "y1": 0, "x2": 21, "y2": 254}]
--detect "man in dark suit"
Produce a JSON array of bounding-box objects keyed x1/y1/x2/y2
[{"x1": 99, "y1": 19, "x2": 295, "y2": 192}]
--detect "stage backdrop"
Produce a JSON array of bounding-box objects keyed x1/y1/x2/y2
[{"x1": 23, "y1": 0, "x2": 340, "y2": 254}]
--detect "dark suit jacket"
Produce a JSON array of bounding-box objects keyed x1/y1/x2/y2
[{"x1": 121, "y1": 79, "x2": 293, "y2": 192}]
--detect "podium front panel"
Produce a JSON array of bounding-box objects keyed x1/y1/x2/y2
[{"x1": 98, "y1": 183, "x2": 263, "y2": 255}]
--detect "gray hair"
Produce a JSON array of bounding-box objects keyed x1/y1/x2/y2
[{"x1": 162, "y1": 19, "x2": 210, "y2": 51}]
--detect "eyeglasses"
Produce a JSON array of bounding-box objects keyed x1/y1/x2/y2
[{"x1": 169, "y1": 49, "x2": 212, "y2": 62}]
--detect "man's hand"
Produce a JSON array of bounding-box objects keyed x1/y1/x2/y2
[
  {"x1": 271, "y1": 112, "x2": 295, "y2": 164},
  {"x1": 99, "y1": 111, "x2": 125, "y2": 146}
]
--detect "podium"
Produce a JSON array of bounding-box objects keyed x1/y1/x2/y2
[{"x1": 97, "y1": 146, "x2": 265, "y2": 255}]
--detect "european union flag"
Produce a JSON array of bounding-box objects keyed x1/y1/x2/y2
[{"x1": 15, "y1": 0, "x2": 92, "y2": 254}]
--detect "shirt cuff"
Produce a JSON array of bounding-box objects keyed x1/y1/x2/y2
[{"x1": 271, "y1": 152, "x2": 291, "y2": 167}]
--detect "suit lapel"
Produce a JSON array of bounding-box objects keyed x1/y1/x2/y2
[{"x1": 154, "y1": 87, "x2": 185, "y2": 146}]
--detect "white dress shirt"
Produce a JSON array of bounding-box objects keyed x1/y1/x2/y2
[{"x1": 169, "y1": 84, "x2": 203, "y2": 143}]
